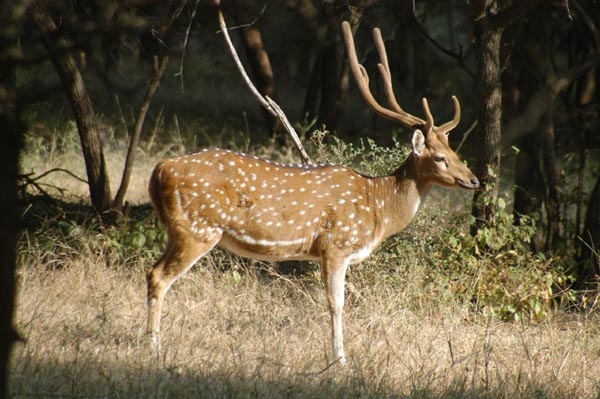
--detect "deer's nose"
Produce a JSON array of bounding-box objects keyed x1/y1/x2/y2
[{"x1": 470, "y1": 178, "x2": 480, "y2": 189}]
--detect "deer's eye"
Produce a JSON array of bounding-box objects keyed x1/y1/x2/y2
[{"x1": 434, "y1": 155, "x2": 445, "y2": 163}]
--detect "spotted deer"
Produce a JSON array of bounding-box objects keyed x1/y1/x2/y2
[{"x1": 146, "y1": 21, "x2": 479, "y2": 364}]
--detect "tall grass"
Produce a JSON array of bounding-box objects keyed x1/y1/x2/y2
[{"x1": 10, "y1": 127, "x2": 600, "y2": 398}]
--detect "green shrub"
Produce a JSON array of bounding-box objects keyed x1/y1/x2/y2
[
  {"x1": 432, "y1": 206, "x2": 576, "y2": 321},
  {"x1": 19, "y1": 202, "x2": 166, "y2": 270},
  {"x1": 310, "y1": 128, "x2": 410, "y2": 175}
]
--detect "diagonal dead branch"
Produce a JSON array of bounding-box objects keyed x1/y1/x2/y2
[{"x1": 216, "y1": 9, "x2": 311, "y2": 164}]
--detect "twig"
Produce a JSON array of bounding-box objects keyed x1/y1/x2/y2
[
  {"x1": 455, "y1": 118, "x2": 478, "y2": 153},
  {"x1": 176, "y1": 0, "x2": 200, "y2": 91},
  {"x1": 447, "y1": 338, "x2": 455, "y2": 366},
  {"x1": 412, "y1": 18, "x2": 475, "y2": 79},
  {"x1": 565, "y1": 0, "x2": 573, "y2": 21},
  {"x1": 264, "y1": 96, "x2": 311, "y2": 164},
  {"x1": 216, "y1": 9, "x2": 312, "y2": 164},
  {"x1": 225, "y1": 3, "x2": 269, "y2": 32},
  {"x1": 570, "y1": 0, "x2": 600, "y2": 48},
  {"x1": 18, "y1": 168, "x2": 87, "y2": 199},
  {"x1": 298, "y1": 357, "x2": 346, "y2": 375},
  {"x1": 24, "y1": 167, "x2": 87, "y2": 184},
  {"x1": 146, "y1": 105, "x2": 164, "y2": 153}
]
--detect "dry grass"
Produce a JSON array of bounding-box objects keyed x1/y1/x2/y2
[
  {"x1": 11, "y1": 134, "x2": 600, "y2": 398},
  {"x1": 22, "y1": 139, "x2": 162, "y2": 205},
  {"x1": 9, "y1": 243, "x2": 600, "y2": 399}
]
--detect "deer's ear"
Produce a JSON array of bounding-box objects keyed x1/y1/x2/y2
[{"x1": 412, "y1": 129, "x2": 426, "y2": 156}]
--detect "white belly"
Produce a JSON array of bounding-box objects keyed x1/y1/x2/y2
[{"x1": 217, "y1": 233, "x2": 320, "y2": 262}]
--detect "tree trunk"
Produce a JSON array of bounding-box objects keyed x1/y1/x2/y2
[
  {"x1": 30, "y1": 0, "x2": 112, "y2": 212},
  {"x1": 0, "y1": 102, "x2": 21, "y2": 399},
  {"x1": 575, "y1": 69, "x2": 596, "y2": 242},
  {"x1": 114, "y1": 56, "x2": 169, "y2": 210},
  {"x1": 513, "y1": 137, "x2": 544, "y2": 251},
  {"x1": 579, "y1": 176, "x2": 600, "y2": 283},
  {"x1": 302, "y1": 50, "x2": 323, "y2": 124},
  {"x1": 470, "y1": 7, "x2": 503, "y2": 234},
  {"x1": 316, "y1": 8, "x2": 360, "y2": 132},
  {"x1": 317, "y1": 40, "x2": 343, "y2": 130},
  {"x1": 538, "y1": 107, "x2": 561, "y2": 251},
  {"x1": 0, "y1": 34, "x2": 23, "y2": 399},
  {"x1": 514, "y1": 105, "x2": 562, "y2": 252},
  {"x1": 298, "y1": 5, "x2": 362, "y2": 133},
  {"x1": 468, "y1": 0, "x2": 549, "y2": 235},
  {"x1": 238, "y1": 25, "x2": 280, "y2": 141}
]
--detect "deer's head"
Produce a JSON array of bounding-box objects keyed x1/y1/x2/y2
[{"x1": 342, "y1": 21, "x2": 479, "y2": 191}]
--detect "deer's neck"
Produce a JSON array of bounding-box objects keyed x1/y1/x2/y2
[{"x1": 370, "y1": 154, "x2": 430, "y2": 239}]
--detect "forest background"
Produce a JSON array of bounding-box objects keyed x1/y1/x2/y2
[{"x1": 1, "y1": 0, "x2": 600, "y2": 398}]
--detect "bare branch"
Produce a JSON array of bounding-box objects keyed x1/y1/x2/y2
[
  {"x1": 264, "y1": 97, "x2": 311, "y2": 163},
  {"x1": 216, "y1": 9, "x2": 311, "y2": 164},
  {"x1": 488, "y1": 0, "x2": 547, "y2": 29},
  {"x1": 175, "y1": 0, "x2": 200, "y2": 91},
  {"x1": 571, "y1": 0, "x2": 600, "y2": 48},
  {"x1": 503, "y1": 51, "x2": 600, "y2": 145},
  {"x1": 412, "y1": 20, "x2": 475, "y2": 79},
  {"x1": 114, "y1": 55, "x2": 170, "y2": 210},
  {"x1": 455, "y1": 118, "x2": 478, "y2": 153}
]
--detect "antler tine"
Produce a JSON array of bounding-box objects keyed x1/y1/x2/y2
[
  {"x1": 376, "y1": 57, "x2": 414, "y2": 120},
  {"x1": 422, "y1": 98, "x2": 434, "y2": 133},
  {"x1": 372, "y1": 28, "x2": 390, "y2": 76},
  {"x1": 372, "y1": 26, "x2": 428, "y2": 129},
  {"x1": 342, "y1": 21, "x2": 423, "y2": 128},
  {"x1": 373, "y1": 28, "x2": 410, "y2": 117},
  {"x1": 437, "y1": 95, "x2": 461, "y2": 135},
  {"x1": 359, "y1": 64, "x2": 370, "y2": 86}
]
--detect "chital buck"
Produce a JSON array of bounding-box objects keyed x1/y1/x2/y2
[{"x1": 146, "y1": 21, "x2": 479, "y2": 364}]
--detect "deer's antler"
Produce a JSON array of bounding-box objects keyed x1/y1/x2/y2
[{"x1": 342, "y1": 21, "x2": 461, "y2": 135}]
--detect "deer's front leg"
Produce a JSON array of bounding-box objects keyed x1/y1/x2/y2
[{"x1": 321, "y1": 254, "x2": 350, "y2": 364}]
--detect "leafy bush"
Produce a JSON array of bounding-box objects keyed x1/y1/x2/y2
[
  {"x1": 432, "y1": 207, "x2": 575, "y2": 321},
  {"x1": 19, "y1": 202, "x2": 166, "y2": 270},
  {"x1": 310, "y1": 128, "x2": 410, "y2": 175}
]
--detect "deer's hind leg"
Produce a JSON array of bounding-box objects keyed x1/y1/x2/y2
[{"x1": 147, "y1": 227, "x2": 222, "y2": 349}]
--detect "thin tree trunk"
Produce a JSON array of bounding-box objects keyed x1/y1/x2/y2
[
  {"x1": 302, "y1": 51, "x2": 323, "y2": 124},
  {"x1": 539, "y1": 107, "x2": 561, "y2": 251},
  {"x1": 316, "y1": 9, "x2": 361, "y2": 132},
  {"x1": 513, "y1": 138, "x2": 544, "y2": 251},
  {"x1": 470, "y1": 9, "x2": 503, "y2": 233},
  {"x1": 30, "y1": 0, "x2": 111, "y2": 212},
  {"x1": 580, "y1": 176, "x2": 600, "y2": 283},
  {"x1": 114, "y1": 55, "x2": 169, "y2": 210},
  {"x1": 238, "y1": 25, "x2": 280, "y2": 141},
  {"x1": 317, "y1": 40, "x2": 342, "y2": 130},
  {"x1": 576, "y1": 69, "x2": 596, "y2": 241}
]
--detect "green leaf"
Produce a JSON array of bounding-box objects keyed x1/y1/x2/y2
[
  {"x1": 232, "y1": 270, "x2": 242, "y2": 284},
  {"x1": 497, "y1": 197, "x2": 506, "y2": 209}
]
